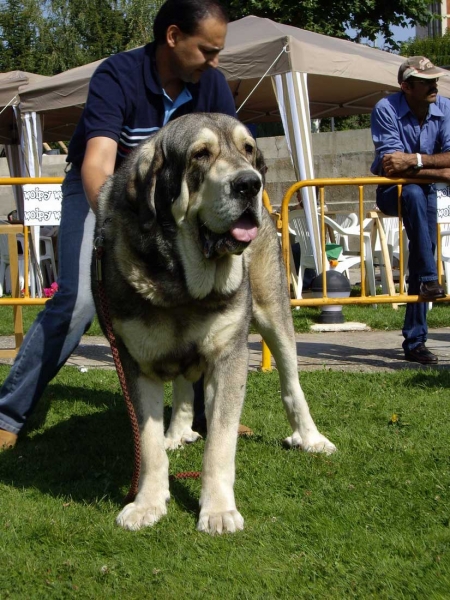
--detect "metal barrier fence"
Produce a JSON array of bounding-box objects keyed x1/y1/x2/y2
[
  {"x1": 0, "y1": 177, "x2": 63, "y2": 305},
  {"x1": 279, "y1": 177, "x2": 449, "y2": 306},
  {"x1": 0, "y1": 177, "x2": 63, "y2": 357},
  {"x1": 0, "y1": 177, "x2": 448, "y2": 362},
  {"x1": 259, "y1": 177, "x2": 450, "y2": 371}
]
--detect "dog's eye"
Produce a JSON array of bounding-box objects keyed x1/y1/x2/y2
[
  {"x1": 244, "y1": 143, "x2": 254, "y2": 155},
  {"x1": 193, "y1": 148, "x2": 210, "y2": 161}
]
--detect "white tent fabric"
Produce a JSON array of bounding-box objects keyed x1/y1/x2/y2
[
  {"x1": 0, "y1": 70, "x2": 47, "y2": 144},
  {"x1": 0, "y1": 72, "x2": 47, "y2": 294},
  {"x1": 20, "y1": 110, "x2": 43, "y2": 179},
  {"x1": 4, "y1": 108, "x2": 44, "y2": 295},
  {"x1": 273, "y1": 72, "x2": 321, "y2": 270}
]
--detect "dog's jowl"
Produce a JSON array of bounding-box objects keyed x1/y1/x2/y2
[{"x1": 92, "y1": 113, "x2": 336, "y2": 535}]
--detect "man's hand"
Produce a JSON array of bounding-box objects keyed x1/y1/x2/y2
[
  {"x1": 382, "y1": 151, "x2": 416, "y2": 176},
  {"x1": 381, "y1": 151, "x2": 450, "y2": 183}
]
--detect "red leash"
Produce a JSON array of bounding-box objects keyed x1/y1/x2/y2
[
  {"x1": 94, "y1": 232, "x2": 201, "y2": 503},
  {"x1": 170, "y1": 471, "x2": 201, "y2": 480},
  {"x1": 94, "y1": 234, "x2": 141, "y2": 504}
]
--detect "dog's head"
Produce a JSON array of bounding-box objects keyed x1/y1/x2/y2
[{"x1": 109, "y1": 113, "x2": 266, "y2": 260}]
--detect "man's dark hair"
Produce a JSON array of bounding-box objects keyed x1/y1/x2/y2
[{"x1": 153, "y1": 0, "x2": 229, "y2": 45}]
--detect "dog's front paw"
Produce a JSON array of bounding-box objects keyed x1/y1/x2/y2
[
  {"x1": 284, "y1": 431, "x2": 336, "y2": 455},
  {"x1": 116, "y1": 500, "x2": 168, "y2": 531},
  {"x1": 197, "y1": 510, "x2": 244, "y2": 535},
  {"x1": 164, "y1": 428, "x2": 202, "y2": 450}
]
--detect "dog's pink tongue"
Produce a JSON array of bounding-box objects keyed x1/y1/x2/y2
[{"x1": 230, "y1": 216, "x2": 258, "y2": 242}]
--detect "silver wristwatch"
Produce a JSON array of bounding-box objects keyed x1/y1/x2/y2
[{"x1": 414, "y1": 153, "x2": 423, "y2": 170}]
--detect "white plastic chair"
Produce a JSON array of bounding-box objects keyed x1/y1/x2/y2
[
  {"x1": 288, "y1": 210, "x2": 372, "y2": 299},
  {"x1": 288, "y1": 210, "x2": 317, "y2": 298},
  {"x1": 440, "y1": 223, "x2": 450, "y2": 294},
  {"x1": 366, "y1": 214, "x2": 409, "y2": 294},
  {"x1": 39, "y1": 235, "x2": 58, "y2": 287},
  {"x1": 331, "y1": 212, "x2": 358, "y2": 251},
  {"x1": 322, "y1": 215, "x2": 377, "y2": 297},
  {"x1": 0, "y1": 234, "x2": 25, "y2": 297}
]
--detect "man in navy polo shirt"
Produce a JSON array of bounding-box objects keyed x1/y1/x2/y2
[{"x1": 0, "y1": 0, "x2": 241, "y2": 449}]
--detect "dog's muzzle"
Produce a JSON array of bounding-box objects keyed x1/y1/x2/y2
[
  {"x1": 198, "y1": 171, "x2": 262, "y2": 259},
  {"x1": 199, "y1": 211, "x2": 259, "y2": 258},
  {"x1": 231, "y1": 172, "x2": 262, "y2": 202},
  {"x1": 199, "y1": 208, "x2": 260, "y2": 259}
]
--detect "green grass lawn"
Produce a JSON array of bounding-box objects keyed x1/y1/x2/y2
[{"x1": 1, "y1": 366, "x2": 450, "y2": 598}]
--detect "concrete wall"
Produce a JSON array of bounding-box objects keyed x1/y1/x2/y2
[
  {"x1": 0, "y1": 128, "x2": 377, "y2": 216},
  {"x1": 256, "y1": 128, "x2": 376, "y2": 211}
]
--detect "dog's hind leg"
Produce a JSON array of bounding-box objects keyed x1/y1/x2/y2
[
  {"x1": 116, "y1": 375, "x2": 171, "y2": 530},
  {"x1": 164, "y1": 375, "x2": 202, "y2": 450},
  {"x1": 197, "y1": 347, "x2": 248, "y2": 534}
]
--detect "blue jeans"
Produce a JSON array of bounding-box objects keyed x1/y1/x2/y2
[
  {"x1": 0, "y1": 167, "x2": 96, "y2": 434},
  {"x1": 376, "y1": 183, "x2": 438, "y2": 352}
]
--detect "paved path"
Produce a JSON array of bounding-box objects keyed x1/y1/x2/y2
[{"x1": 1, "y1": 326, "x2": 449, "y2": 373}]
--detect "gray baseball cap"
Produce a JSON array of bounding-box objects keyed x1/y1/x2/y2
[{"x1": 398, "y1": 56, "x2": 446, "y2": 84}]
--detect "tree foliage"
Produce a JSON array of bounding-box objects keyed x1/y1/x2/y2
[
  {"x1": 0, "y1": 0, "x2": 441, "y2": 75},
  {"x1": 0, "y1": 0, "x2": 43, "y2": 72},
  {"x1": 221, "y1": 0, "x2": 435, "y2": 51},
  {"x1": 400, "y1": 29, "x2": 450, "y2": 68},
  {"x1": 0, "y1": 0, "x2": 164, "y2": 74}
]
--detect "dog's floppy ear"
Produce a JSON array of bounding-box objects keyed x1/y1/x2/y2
[
  {"x1": 124, "y1": 136, "x2": 164, "y2": 226},
  {"x1": 153, "y1": 143, "x2": 187, "y2": 229},
  {"x1": 255, "y1": 147, "x2": 267, "y2": 187}
]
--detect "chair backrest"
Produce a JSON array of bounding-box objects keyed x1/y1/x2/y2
[
  {"x1": 288, "y1": 210, "x2": 314, "y2": 258},
  {"x1": 440, "y1": 223, "x2": 450, "y2": 248},
  {"x1": 327, "y1": 213, "x2": 358, "y2": 250},
  {"x1": 0, "y1": 234, "x2": 9, "y2": 259},
  {"x1": 334, "y1": 212, "x2": 358, "y2": 229},
  {"x1": 380, "y1": 217, "x2": 400, "y2": 247}
]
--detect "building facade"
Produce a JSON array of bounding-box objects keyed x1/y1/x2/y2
[{"x1": 416, "y1": 1, "x2": 450, "y2": 38}]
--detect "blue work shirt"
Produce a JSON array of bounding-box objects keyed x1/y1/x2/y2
[
  {"x1": 371, "y1": 92, "x2": 450, "y2": 176},
  {"x1": 67, "y1": 42, "x2": 236, "y2": 169}
]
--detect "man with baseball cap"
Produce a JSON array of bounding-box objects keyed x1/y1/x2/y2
[
  {"x1": 397, "y1": 56, "x2": 446, "y2": 84},
  {"x1": 371, "y1": 56, "x2": 450, "y2": 364}
]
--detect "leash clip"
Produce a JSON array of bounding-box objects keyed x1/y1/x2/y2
[{"x1": 94, "y1": 235, "x2": 104, "y2": 282}]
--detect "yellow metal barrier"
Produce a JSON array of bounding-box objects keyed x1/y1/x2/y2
[
  {"x1": 0, "y1": 177, "x2": 63, "y2": 306},
  {"x1": 0, "y1": 177, "x2": 447, "y2": 364},
  {"x1": 260, "y1": 177, "x2": 450, "y2": 372},
  {"x1": 0, "y1": 177, "x2": 63, "y2": 356},
  {"x1": 280, "y1": 177, "x2": 449, "y2": 307}
]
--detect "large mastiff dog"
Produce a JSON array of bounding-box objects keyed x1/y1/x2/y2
[{"x1": 93, "y1": 113, "x2": 335, "y2": 535}]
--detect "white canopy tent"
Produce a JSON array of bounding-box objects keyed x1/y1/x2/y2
[
  {"x1": 0, "y1": 71, "x2": 48, "y2": 221},
  {"x1": 14, "y1": 16, "x2": 450, "y2": 272}
]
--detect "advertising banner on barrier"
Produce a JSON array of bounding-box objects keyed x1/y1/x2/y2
[
  {"x1": 22, "y1": 184, "x2": 62, "y2": 226},
  {"x1": 437, "y1": 183, "x2": 450, "y2": 223}
]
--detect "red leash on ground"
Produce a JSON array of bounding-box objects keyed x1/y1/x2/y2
[{"x1": 169, "y1": 471, "x2": 201, "y2": 480}]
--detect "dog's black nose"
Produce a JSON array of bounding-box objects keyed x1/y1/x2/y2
[{"x1": 231, "y1": 172, "x2": 261, "y2": 199}]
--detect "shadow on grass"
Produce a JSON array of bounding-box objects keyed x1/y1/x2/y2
[
  {"x1": 0, "y1": 383, "x2": 199, "y2": 512},
  {"x1": 406, "y1": 369, "x2": 450, "y2": 389}
]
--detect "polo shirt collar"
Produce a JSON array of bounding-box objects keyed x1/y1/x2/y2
[{"x1": 144, "y1": 42, "x2": 164, "y2": 95}]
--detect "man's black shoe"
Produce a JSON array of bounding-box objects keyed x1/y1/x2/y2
[
  {"x1": 419, "y1": 280, "x2": 446, "y2": 300},
  {"x1": 404, "y1": 344, "x2": 438, "y2": 364}
]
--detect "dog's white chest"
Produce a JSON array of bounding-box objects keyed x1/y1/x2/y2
[{"x1": 112, "y1": 307, "x2": 244, "y2": 382}]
